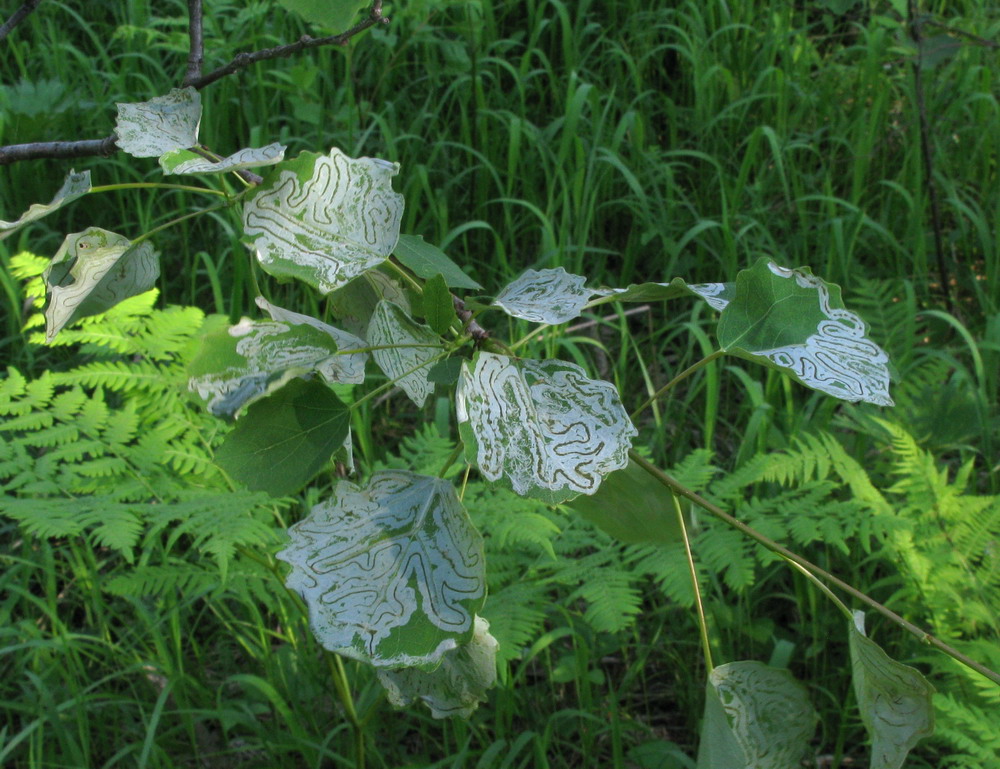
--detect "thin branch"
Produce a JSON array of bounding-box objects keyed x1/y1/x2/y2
[
  {"x1": 0, "y1": 136, "x2": 118, "y2": 165},
  {"x1": 0, "y1": 1, "x2": 389, "y2": 166},
  {"x1": 185, "y1": 2, "x2": 389, "y2": 90},
  {"x1": 182, "y1": 0, "x2": 205, "y2": 87},
  {"x1": 0, "y1": 0, "x2": 43, "y2": 42}
]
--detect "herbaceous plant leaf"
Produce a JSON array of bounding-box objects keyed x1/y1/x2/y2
[
  {"x1": 593, "y1": 277, "x2": 734, "y2": 311},
  {"x1": 214, "y1": 377, "x2": 350, "y2": 497},
  {"x1": 394, "y1": 234, "x2": 482, "y2": 290},
  {"x1": 717, "y1": 259, "x2": 893, "y2": 406},
  {"x1": 367, "y1": 301, "x2": 440, "y2": 407},
  {"x1": 696, "y1": 661, "x2": 817, "y2": 769},
  {"x1": 493, "y1": 267, "x2": 595, "y2": 325},
  {"x1": 43, "y1": 227, "x2": 159, "y2": 342},
  {"x1": 255, "y1": 296, "x2": 368, "y2": 384},
  {"x1": 849, "y1": 611, "x2": 934, "y2": 769},
  {"x1": 377, "y1": 615, "x2": 498, "y2": 719},
  {"x1": 187, "y1": 318, "x2": 341, "y2": 419},
  {"x1": 159, "y1": 142, "x2": 286, "y2": 175},
  {"x1": 115, "y1": 87, "x2": 201, "y2": 158},
  {"x1": 456, "y1": 352, "x2": 637, "y2": 503},
  {"x1": 276, "y1": 0, "x2": 368, "y2": 31},
  {"x1": 242, "y1": 148, "x2": 404, "y2": 294},
  {"x1": 0, "y1": 169, "x2": 91, "y2": 241},
  {"x1": 566, "y1": 460, "x2": 681, "y2": 545},
  {"x1": 277, "y1": 471, "x2": 486, "y2": 668}
]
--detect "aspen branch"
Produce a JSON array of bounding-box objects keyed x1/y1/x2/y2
[
  {"x1": 0, "y1": 0, "x2": 43, "y2": 42},
  {"x1": 182, "y1": 0, "x2": 205, "y2": 87}
]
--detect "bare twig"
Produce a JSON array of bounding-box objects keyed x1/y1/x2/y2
[
  {"x1": 185, "y1": 1, "x2": 388, "y2": 90},
  {"x1": 0, "y1": 1, "x2": 389, "y2": 166},
  {"x1": 182, "y1": 0, "x2": 205, "y2": 87},
  {"x1": 909, "y1": 2, "x2": 954, "y2": 313},
  {"x1": 0, "y1": 0, "x2": 43, "y2": 42}
]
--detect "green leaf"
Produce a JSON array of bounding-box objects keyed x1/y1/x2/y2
[
  {"x1": 696, "y1": 661, "x2": 817, "y2": 769},
  {"x1": 276, "y1": 0, "x2": 368, "y2": 31},
  {"x1": 421, "y1": 273, "x2": 457, "y2": 335},
  {"x1": 159, "y1": 142, "x2": 286, "y2": 175},
  {"x1": 849, "y1": 612, "x2": 935, "y2": 769},
  {"x1": 115, "y1": 87, "x2": 201, "y2": 158},
  {"x1": 717, "y1": 259, "x2": 893, "y2": 406},
  {"x1": 242, "y1": 148, "x2": 404, "y2": 294},
  {"x1": 328, "y1": 268, "x2": 412, "y2": 338},
  {"x1": 456, "y1": 352, "x2": 637, "y2": 503},
  {"x1": 214, "y1": 377, "x2": 350, "y2": 497},
  {"x1": 394, "y1": 234, "x2": 482, "y2": 290},
  {"x1": 277, "y1": 471, "x2": 487, "y2": 668},
  {"x1": 187, "y1": 318, "x2": 342, "y2": 419},
  {"x1": 492, "y1": 267, "x2": 598, "y2": 325},
  {"x1": 367, "y1": 301, "x2": 441, "y2": 407},
  {"x1": 255, "y1": 296, "x2": 368, "y2": 384},
  {"x1": 43, "y1": 227, "x2": 159, "y2": 342},
  {"x1": 427, "y1": 358, "x2": 463, "y2": 385},
  {"x1": 595, "y1": 277, "x2": 734, "y2": 311},
  {"x1": 377, "y1": 615, "x2": 498, "y2": 719},
  {"x1": 0, "y1": 170, "x2": 91, "y2": 241},
  {"x1": 566, "y1": 460, "x2": 681, "y2": 545}
]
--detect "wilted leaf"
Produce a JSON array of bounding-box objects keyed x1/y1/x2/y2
[
  {"x1": 115, "y1": 87, "x2": 201, "y2": 158},
  {"x1": 277, "y1": 471, "x2": 486, "y2": 668},
  {"x1": 377, "y1": 615, "x2": 498, "y2": 718},
  {"x1": 696, "y1": 661, "x2": 816, "y2": 769},
  {"x1": 214, "y1": 377, "x2": 350, "y2": 497},
  {"x1": 849, "y1": 612, "x2": 935, "y2": 769},
  {"x1": 717, "y1": 259, "x2": 893, "y2": 406},
  {"x1": 394, "y1": 234, "x2": 482, "y2": 290},
  {"x1": 160, "y1": 142, "x2": 286, "y2": 175},
  {"x1": 493, "y1": 267, "x2": 595, "y2": 324},
  {"x1": 456, "y1": 352, "x2": 637, "y2": 503},
  {"x1": 367, "y1": 301, "x2": 441, "y2": 407},
  {"x1": 43, "y1": 227, "x2": 159, "y2": 342},
  {"x1": 188, "y1": 318, "x2": 341, "y2": 419},
  {"x1": 255, "y1": 296, "x2": 368, "y2": 384},
  {"x1": 242, "y1": 148, "x2": 404, "y2": 294},
  {"x1": 0, "y1": 170, "x2": 91, "y2": 241}
]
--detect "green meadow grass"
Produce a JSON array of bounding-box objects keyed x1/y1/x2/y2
[{"x1": 1, "y1": 1, "x2": 999, "y2": 766}]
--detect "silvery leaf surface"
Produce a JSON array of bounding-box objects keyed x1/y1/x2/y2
[
  {"x1": 277, "y1": 471, "x2": 486, "y2": 669},
  {"x1": 187, "y1": 318, "x2": 341, "y2": 419},
  {"x1": 115, "y1": 87, "x2": 201, "y2": 158},
  {"x1": 255, "y1": 296, "x2": 368, "y2": 384},
  {"x1": 456, "y1": 352, "x2": 637, "y2": 503},
  {"x1": 591, "y1": 277, "x2": 734, "y2": 311},
  {"x1": 242, "y1": 148, "x2": 404, "y2": 294},
  {"x1": 367, "y1": 301, "x2": 440, "y2": 407},
  {"x1": 718, "y1": 259, "x2": 893, "y2": 406},
  {"x1": 493, "y1": 267, "x2": 594, "y2": 324},
  {"x1": 43, "y1": 227, "x2": 159, "y2": 342},
  {"x1": 849, "y1": 612, "x2": 934, "y2": 769},
  {"x1": 0, "y1": 170, "x2": 91, "y2": 241},
  {"x1": 696, "y1": 660, "x2": 817, "y2": 769},
  {"x1": 159, "y1": 142, "x2": 286, "y2": 175},
  {"x1": 377, "y1": 615, "x2": 498, "y2": 719}
]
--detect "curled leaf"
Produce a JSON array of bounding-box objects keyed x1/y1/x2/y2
[
  {"x1": 0, "y1": 170, "x2": 91, "y2": 241},
  {"x1": 160, "y1": 142, "x2": 286, "y2": 175}
]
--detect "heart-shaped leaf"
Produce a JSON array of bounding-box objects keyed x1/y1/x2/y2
[
  {"x1": 456, "y1": 352, "x2": 637, "y2": 503},
  {"x1": 115, "y1": 87, "x2": 201, "y2": 158},
  {"x1": 188, "y1": 318, "x2": 342, "y2": 419},
  {"x1": 717, "y1": 259, "x2": 893, "y2": 405},
  {"x1": 214, "y1": 377, "x2": 350, "y2": 497},
  {"x1": 493, "y1": 267, "x2": 596, "y2": 325},
  {"x1": 367, "y1": 301, "x2": 441, "y2": 407},
  {"x1": 1, "y1": 170, "x2": 91, "y2": 241},
  {"x1": 43, "y1": 227, "x2": 160, "y2": 342},
  {"x1": 696, "y1": 661, "x2": 817, "y2": 769},
  {"x1": 160, "y1": 142, "x2": 286, "y2": 175},
  {"x1": 849, "y1": 612, "x2": 935, "y2": 769},
  {"x1": 277, "y1": 471, "x2": 487, "y2": 668},
  {"x1": 377, "y1": 615, "x2": 499, "y2": 719},
  {"x1": 394, "y1": 234, "x2": 482, "y2": 290},
  {"x1": 242, "y1": 148, "x2": 404, "y2": 294},
  {"x1": 255, "y1": 296, "x2": 368, "y2": 384}
]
